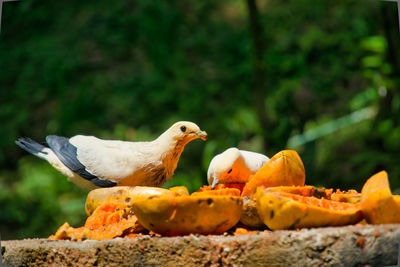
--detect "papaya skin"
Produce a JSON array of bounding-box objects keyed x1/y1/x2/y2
[
  {"x1": 256, "y1": 188, "x2": 363, "y2": 230},
  {"x1": 360, "y1": 171, "x2": 400, "y2": 224},
  {"x1": 395, "y1": 196, "x2": 400, "y2": 205},
  {"x1": 85, "y1": 186, "x2": 177, "y2": 216},
  {"x1": 242, "y1": 150, "x2": 305, "y2": 197},
  {"x1": 239, "y1": 198, "x2": 266, "y2": 229},
  {"x1": 132, "y1": 195, "x2": 243, "y2": 236}
]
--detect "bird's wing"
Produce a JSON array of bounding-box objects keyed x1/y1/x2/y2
[
  {"x1": 68, "y1": 135, "x2": 156, "y2": 182},
  {"x1": 46, "y1": 135, "x2": 118, "y2": 187},
  {"x1": 240, "y1": 150, "x2": 269, "y2": 172}
]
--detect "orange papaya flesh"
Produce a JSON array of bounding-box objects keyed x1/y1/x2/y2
[
  {"x1": 274, "y1": 192, "x2": 359, "y2": 211},
  {"x1": 233, "y1": 227, "x2": 257, "y2": 235},
  {"x1": 50, "y1": 203, "x2": 144, "y2": 241},
  {"x1": 263, "y1": 186, "x2": 359, "y2": 203},
  {"x1": 240, "y1": 185, "x2": 338, "y2": 230},
  {"x1": 49, "y1": 223, "x2": 84, "y2": 241},
  {"x1": 242, "y1": 150, "x2": 305, "y2": 197},
  {"x1": 191, "y1": 188, "x2": 241, "y2": 197},
  {"x1": 331, "y1": 189, "x2": 360, "y2": 203},
  {"x1": 360, "y1": 171, "x2": 400, "y2": 224},
  {"x1": 256, "y1": 188, "x2": 363, "y2": 230},
  {"x1": 198, "y1": 183, "x2": 246, "y2": 193},
  {"x1": 264, "y1": 185, "x2": 323, "y2": 197}
]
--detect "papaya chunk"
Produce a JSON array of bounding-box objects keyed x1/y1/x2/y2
[
  {"x1": 395, "y1": 196, "x2": 400, "y2": 206},
  {"x1": 198, "y1": 183, "x2": 246, "y2": 193},
  {"x1": 169, "y1": 186, "x2": 190, "y2": 196},
  {"x1": 360, "y1": 171, "x2": 400, "y2": 224},
  {"x1": 50, "y1": 203, "x2": 144, "y2": 240},
  {"x1": 132, "y1": 193, "x2": 243, "y2": 236},
  {"x1": 242, "y1": 150, "x2": 305, "y2": 197},
  {"x1": 239, "y1": 198, "x2": 266, "y2": 229},
  {"x1": 264, "y1": 185, "x2": 320, "y2": 197},
  {"x1": 264, "y1": 186, "x2": 360, "y2": 203},
  {"x1": 49, "y1": 222, "x2": 85, "y2": 241},
  {"x1": 256, "y1": 188, "x2": 363, "y2": 230},
  {"x1": 331, "y1": 189, "x2": 360, "y2": 203},
  {"x1": 85, "y1": 186, "x2": 177, "y2": 216},
  {"x1": 233, "y1": 227, "x2": 257, "y2": 235},
  {"x1": 191, "y1": 188, "x2": 241, "y2": 197}
]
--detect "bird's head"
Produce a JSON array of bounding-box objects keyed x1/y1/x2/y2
[
  {"x1": 209, "y1": 147, "x2": 243, "y2": 188},
  {"x1": 165, "y1": 121, "x2": 208, "y2": 144}
]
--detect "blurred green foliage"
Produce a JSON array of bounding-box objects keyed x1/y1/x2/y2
[{"x1": 0, "y1": 0, "x2": 399, "y2": 239}]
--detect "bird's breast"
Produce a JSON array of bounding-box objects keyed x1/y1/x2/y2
[
  {"x1": 117, "y1": 164, "x2": 168, "y2": 187},
  {"x1": 117, "y1": 142, "x2": 184, "y2": 187}
]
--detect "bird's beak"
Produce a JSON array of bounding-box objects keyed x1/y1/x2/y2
[
  {"x1": 194, "y1": 130, "x2": 208, "y2": 141},
  {"x1": 211, "y1": 177, "x2": 219, "y2": 189}
]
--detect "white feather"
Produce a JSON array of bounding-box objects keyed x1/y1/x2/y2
[{"x1": 41, "y1": 147, "x2": 97, "y2": 190}]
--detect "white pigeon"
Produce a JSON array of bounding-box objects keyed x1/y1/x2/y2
[
  {"x1": 16, "y1": 121, "x2": 207, "y2": 190},
  {"x1": 207, "y1": 147, "x2": 269, "y2": 189}
]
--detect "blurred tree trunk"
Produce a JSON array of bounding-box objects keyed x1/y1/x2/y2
[
  {"x1": 381, "y1": 1, "x2": 400, "y2": 75},
  {"x1": 375, "y1": 1, "x2": 400, "y2": 126},
  {"x1": 366, "y1": 2, "x2": 400, "y2": 173},
  {"x1": 246, "y1": 0, "x2": 271, "y2": 154}
]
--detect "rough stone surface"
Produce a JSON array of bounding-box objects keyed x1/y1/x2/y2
[{"x1": 2, "y1": 224, "x2": 400, "y2": 266}]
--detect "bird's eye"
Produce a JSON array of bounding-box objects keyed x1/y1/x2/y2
[
  {"x1": 227, "y1": 168, "x2": 232, "y2": 174},
  {"x1": 180, "y1": 126, "x2": 187, "y2": 132}
]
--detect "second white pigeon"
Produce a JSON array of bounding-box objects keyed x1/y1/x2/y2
[
  {"x1": 207, "y1": 147, "x2": 269, "y2": 189},
  {"x1": 16, "y1": 121, "x2": 207, "y2": 190}
]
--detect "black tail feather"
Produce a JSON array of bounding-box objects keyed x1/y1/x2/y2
[{"x1": 15, "y1": 137, "x2": 48, "y2": 158}]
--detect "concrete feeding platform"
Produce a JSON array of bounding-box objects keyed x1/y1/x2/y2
[{"x1": 2, "y1": 224, "x2": 400, "y2": 266}]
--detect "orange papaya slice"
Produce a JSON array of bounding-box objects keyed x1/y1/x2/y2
[
  {"x1": 264, "y1": 185, "x2": 320, "y2": 197},
  {"x1": 239, "y1": 198, "x2": 266, "y2": 229},
  {"x1": 264, "y1": 186, "x2": 360, "y2": 203},
  {"x1": 191, "y1": 188, "x2": 241, "y2": 197},
  {"x1": 331, "y1": 189, "x2": 360, "y2": 203},
  {"x1": 169, "y1": 186, "x2": 190, "y2": 196},
  {"x1": 50, "y1": 203, "x2": 143, "y2": 240},
  {"x1": 256, "y1": 188, "x2": 363, "y2": 230},
  {"x1": 242, "y1": 150, "x2": 305, "y2": 197},
  {"x1": 233, "y1": 227, "x2": 257, "y2": 235},
  {"x1": 360, "y1": 171, "x2": 400, "y2": 224},
  {"x1": 395, "y1": 195, "x2": 400, "y2": 205},
  {"x1": 241, "y1": 186, "x2": 317, "y2": 230},
  {"x1": 85, "y1": 186, "x2": 177, "y2": 216},
  {"x1": 198, "y1": 183, "x2": 246, "y2": 193},
  {"x1": 132, "y1": 192, "x2": 243, "y2": 236}
]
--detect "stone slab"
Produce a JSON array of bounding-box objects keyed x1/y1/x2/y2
[{"x1": 2, "y1": 224, "x2": 400, "y2": 266}]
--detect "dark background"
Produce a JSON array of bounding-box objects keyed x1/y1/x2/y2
[{"x1": 1, "y1": 0, "x2": 399, "y2": 240}]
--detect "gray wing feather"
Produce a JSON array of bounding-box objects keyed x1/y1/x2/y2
[{"x1": 46, "y1": 135, "x2": 117, "y2": 187}]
